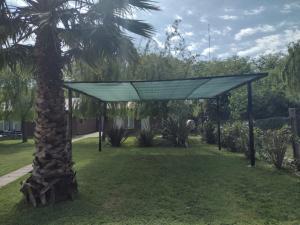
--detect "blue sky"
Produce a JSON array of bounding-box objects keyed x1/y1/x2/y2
[
  {"x1": 135, "y1": 0, "x2": 300, "y2": 59},
  {"x1": 7, "y1": 0, "x2": 300, "y2": 59}
]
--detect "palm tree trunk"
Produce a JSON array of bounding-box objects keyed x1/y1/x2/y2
[{"x1": 20, "y1": 25, "x2": 77, "y2": 206}]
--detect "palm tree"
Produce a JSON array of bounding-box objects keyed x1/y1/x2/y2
[{"x1": 1, "y1": 0, "x2": 159, "y2": 206}]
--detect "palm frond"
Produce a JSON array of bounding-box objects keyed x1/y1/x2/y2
[
  {"x1": 114, "y1": 18, "x2": 155, "y2": 38},
  {"x1": 91, "y1": 0, "x2": 159, "y2": 15},
  {"x1": 0, "y1": 44, "x2": 34, "y2": 69},
  {"x1": 61, "y1": 24, "x2": 138, "y2": 66},
  {"x1": 128, "y1": 0, "x2": 160, "y2": 10}
]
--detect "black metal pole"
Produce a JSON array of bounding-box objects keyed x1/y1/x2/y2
[
  {"x1": 98, "y1": 101, "x2": 102, "y2": 152},
  {"x1": 102, "y1": 102, "x2": 107, "y2": 142},
  {"x1": 217, "y1": 97, "x2": 221, "y2": 150},
  {"x1": 247, "y1": 82, "x2": 255, "y2": 166},
  {"x1": 68, "y1": 89, "x2": 73, "y2": 157}
]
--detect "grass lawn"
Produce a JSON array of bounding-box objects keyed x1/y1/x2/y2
[
  {"x1": 0, "y1": 139, "x2": 34, "y2": 176},
  {"x1": 0, "y1": 137, "x2": 300, "y2": 225}
]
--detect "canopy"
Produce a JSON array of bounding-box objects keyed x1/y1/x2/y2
[{"x1": 63, "y1": 73, "x2": 267, "y2": 102}]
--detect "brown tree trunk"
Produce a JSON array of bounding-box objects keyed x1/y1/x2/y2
[{"x1": 20, "y1": 25, "x2": 77, "y2": 207}]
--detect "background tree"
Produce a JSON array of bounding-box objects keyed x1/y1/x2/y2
[
  {"x1": 0, "y1": 66, "x2": 34, "y2": 142},
  {"x1": 229, "y1": 54, "x2": 291, "y2": 120},
  {"x1": 1, "y1": 0, "x2": 159, "y2": 206},
  {"x1": 283, "y1": 40, "x2": 300, "y2": 99}
]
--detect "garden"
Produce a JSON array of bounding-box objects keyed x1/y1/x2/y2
[{"x1": 1, "y1": 0, "x2": 300, "y2": 224}]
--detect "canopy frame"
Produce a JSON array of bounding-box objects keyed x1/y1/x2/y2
[
  {"x1": 65, "y1": 73, "x2": 268, "y2": 167},
  {"x1": 64, "y1": 73, "x2": 267, "y2": 102}
]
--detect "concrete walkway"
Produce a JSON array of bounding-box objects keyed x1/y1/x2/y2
[{"x1": 0, "y1": 132, "x2": 98, "y2": 189}]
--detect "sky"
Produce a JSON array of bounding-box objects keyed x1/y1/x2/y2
[
  {"x1": 7, "y1": 0, "x2": 300, "y2": 60},
  {"x1": 134, "y1": 0, "x2": 300, "y2": 59}
]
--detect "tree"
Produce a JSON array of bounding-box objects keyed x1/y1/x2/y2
[
  {"x1": 282, "y1": 41, "x2": 300, "y2": 169},
  {"x1": 0, "y1": 66, "x2": 34, "y2": 142},
  {"x1": 194, "y1": 56, "x2": 252, "y2": 122},
  {"x1": 283, "y1": 40, "x2": 300, "y2": 98},
  {"x1": 1, "y1": 0, "x2": 159, "y2": 206},
  {"x1": 229, "y1": 54, "x2": 290, "y2": 120}
]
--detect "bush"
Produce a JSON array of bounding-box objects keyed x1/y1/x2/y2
[
  {"x1": 107, "y1": 127, "x2": 128, "y2": 147},
  {"x1": 221, "y1": 121, "x2": 263, "y2": 159},
  {"x1": 162, "y1": 115, "x2": 190, "y2": 147},
  {"x1": 137, "y1": 130, "x2": 154, "y2": 147},
  {"x1": 262, "y1": 127, "x2": 291, "y2": 169},
  {"x1": 202, "y1": 121, "x2": 217, "y2": 144},
  {"x1": 222, "y1": 121, "x2": 248, "y2": 152},
  {"x1": 255, "y1": 117, "x2": 289, "y2": 130}
]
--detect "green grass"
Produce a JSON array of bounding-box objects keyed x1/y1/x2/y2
[
  {"x1": 0, "y1": 139, "x2": 34, "y2": 176},
  {"x1": 0, "y1": 137, "x2": 300, "y2": 225}
]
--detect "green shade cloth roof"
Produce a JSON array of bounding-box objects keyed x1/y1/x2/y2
[{"x1": 64, "y1": 73, "x2": 267, "y2": 102}]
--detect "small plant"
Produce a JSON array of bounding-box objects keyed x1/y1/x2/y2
[
  {"x1": 262, "y1": 127, "x2": 291, "y2": 169},
  {"x1": 107, "y1": 127, "x2": 128, "y2": 147},
  {"x1": 202, "y1": 121, "x2": 216, "y2": 144},
  {"x1": 162, "y1": 115, "x2": 190, "y2": 147},
  {"x1": 137, "y1": 130, "x2": 154, "y2": 147}
]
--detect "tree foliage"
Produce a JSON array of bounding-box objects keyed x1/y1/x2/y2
[
  {"x1": 283, "y1": 40, "x2": 300, "y2": 98},
  {"x1": 0, "y1": 66, "x2": 34, "y2": 122}
]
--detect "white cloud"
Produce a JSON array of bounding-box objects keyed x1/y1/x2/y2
[
  {"x1": 152, "y1": 37, "x2": 164, "y2": 49},
  {"x1": 184, "y1": 31, "x2": 194, "y2": 37},
  {"x1": 244, "y1": 6, "x2": 265, "y2": 15},
  {"x1": 225, "y1": 26, "x2": 232, "y2": 31},
  {"x1": 210, "y1": 26, "x2": 232, "y2": 36},
  {"x1": 224, "y1": 8, "x2": 234, "y2": 12},
  {"x1": 170, "y1": 36, "x2": 181, "y2": 42},
  {"x1": 187, "y1": 43, "x2": 200, "y2": 51},
  {"x1": 284, "y1": 29, "x2": 300, "y2": 43},
  {"x1": 199, "y1": 15, "x2": 208, "y2": 23},
  {"x1": 235, "y1": 25, "x2": 275, "y2": 41},
  {"x1": 175, "y1": 15, "x2": 183, "y2": 20},
  {"x1": 237, "y1": 29, "x2": 300, "y2": 57},
  {"x1": 222, "y1": 26, "x2": 232, "y2": 35},
  {"x1": 186, "y1": 39, "x2": 207, "y2": 52},
  {"x1": 211, "y1": 29, "x2": 221, "y2": 35},
  {"x1": 165, "y1": 25, "x2": 175, "y2": 33},
  {"x1": 237, "y1": 35, "x2": 281, "y2": 56},
  {"x1": 219, "y1": 15, "x2": 238, "y2": 20},
  {"x1": 217, "y1": 52, "x2": 231, "y2": 59},
  {"x1": 182, "y1": 24, "x2": 193, "y2": 29},
  {"x1": 280, "y1": 2, "x2": 300, "y2": 13},
  {"x1": 202, "y1": 45, "x2": 218, "y2": 57},
  {"x1": 187, "y1": 10, "x2": 193, "y2": 15}
]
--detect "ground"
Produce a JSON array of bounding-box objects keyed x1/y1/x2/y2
[
  {"x1": 0, "y1": 137, "x2": 300, "y2": 225},
  {"x1": 0, "y1": 139, "x2": 34, "y2": 176}
]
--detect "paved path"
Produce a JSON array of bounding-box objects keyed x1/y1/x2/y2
[{"x1": 0, "y1": 132, "x2": 98, "y2": 189}]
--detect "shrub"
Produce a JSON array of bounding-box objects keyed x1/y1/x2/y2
[
  {"x1": 262, "y1": 127, "x2": 291, "y2": 169},
  {"x1": 202, "y1": 121, "x2": 217, "y2": 144},
  {"x1": 162, "y1": 115, "x2": 190, "y2": 147},
  {"x1": 255, "y1": 117, "x2": 289, "y2": 130},
  {"x1": 222, "y1": 121, "x2": 249, "y2": 152},
  {"x1": 221, "y1": 121, "x2": 263, "y2": 159},
  {"x1": 107, "y1": 127, "x2": 128, "y2": 147},
  {"x1": 137, "y1": 130, "x2": 154, "y2": 147}
]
